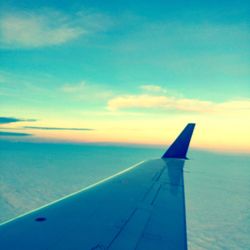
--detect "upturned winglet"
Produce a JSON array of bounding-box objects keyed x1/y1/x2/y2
[{"x1": 162, "y1": 123, "x2": 195, "y2": 159}]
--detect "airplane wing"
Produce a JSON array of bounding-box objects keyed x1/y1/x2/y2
[{"x1": 0, "y1": 123, "x2": 195, "y2": 250}]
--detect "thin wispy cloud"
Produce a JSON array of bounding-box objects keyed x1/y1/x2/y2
[
  {"x1": 61, "y1": 81, "x2": 113, "y2": 100},
  {"x1": 24, "y1": 126, "x2": 94, "y2": 131},
  {"x1": 0, "y1": 117, "x2": 36, "y2": 124},
  {"x1": 0, "y1": 131, "x2": 32, "y2": 136},
  {"x1": 61, "y1": 81, "x2": 86, "y2": 93},
  {"x1": 140, "y1": 85, "x2": 166, "y2": 93},
  {"x1": 0, "y1": 9, "x2": 111, "y2": 49}
]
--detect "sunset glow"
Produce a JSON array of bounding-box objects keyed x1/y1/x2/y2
[{"x1": 0, "y1": 1, "x2": 249, "y2": 153}]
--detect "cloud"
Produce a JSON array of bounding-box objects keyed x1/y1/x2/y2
[
  {"x1": 0, "y1": 9, "x2": 111, "y2": 49},
  {"x1": 61, "y1": 81, "x2": 86, "y2": 93},
  {"x1": 107, "y1": 94, "x2": 250, "y2": 115},
  {"x1": 217, "y1": 100, "x2": 250, "y2": 113},
  {"x1": 0, "y1": 131, "x2": 32, "y2": 136},
  {"x1": 0, "y1": 117, "x2": 22, "y2": 124},
  {"x1": 0, "y1": 117, "x2": 36, "y2": 124},
  {"x1": 140, "y1": 85, "x2": 166, "y2": 92},
  {"x1": 24, "y1": 126, "x2": 94, "y2": 131},
  {"x1": 108, "y1": 94, "x2": 214, "y2": 112}
]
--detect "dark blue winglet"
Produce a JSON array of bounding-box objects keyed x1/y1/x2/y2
[{"x1": 162, "y1": 123, "x2": 195, "y2": 159}]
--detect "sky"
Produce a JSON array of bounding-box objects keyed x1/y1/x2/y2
[{"x1": 0, "y1": 0, "x2": 250, "y2": 153}]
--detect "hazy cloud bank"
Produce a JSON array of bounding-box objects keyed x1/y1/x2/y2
[
  {"x1": 0, "y1": 131, "x2": 32, "y2": 136},
  {"x1": 0, "y1": 117, "x2": 36, "y2": 124}
]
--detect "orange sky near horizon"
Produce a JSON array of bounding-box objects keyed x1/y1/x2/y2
[{"x1": 2, "y1": 111, "x2": 249, "y2": 154}]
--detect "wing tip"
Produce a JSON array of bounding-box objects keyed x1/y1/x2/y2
[{"x1": 161, "y1": 123, "x2": 196, "y2": 159}]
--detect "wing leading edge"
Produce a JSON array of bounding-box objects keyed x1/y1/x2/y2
[{"x1": 0, "y1": 123, "x2": 195, "y2": 250}]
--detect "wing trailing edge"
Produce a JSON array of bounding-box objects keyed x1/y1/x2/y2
[{"x1": 162, "y1": 123, "x2": 195, "y2": 159}]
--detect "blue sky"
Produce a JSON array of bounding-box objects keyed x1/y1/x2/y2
[{"x1": 0, "y1": 0, "x2": 250, "y2": 152}]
